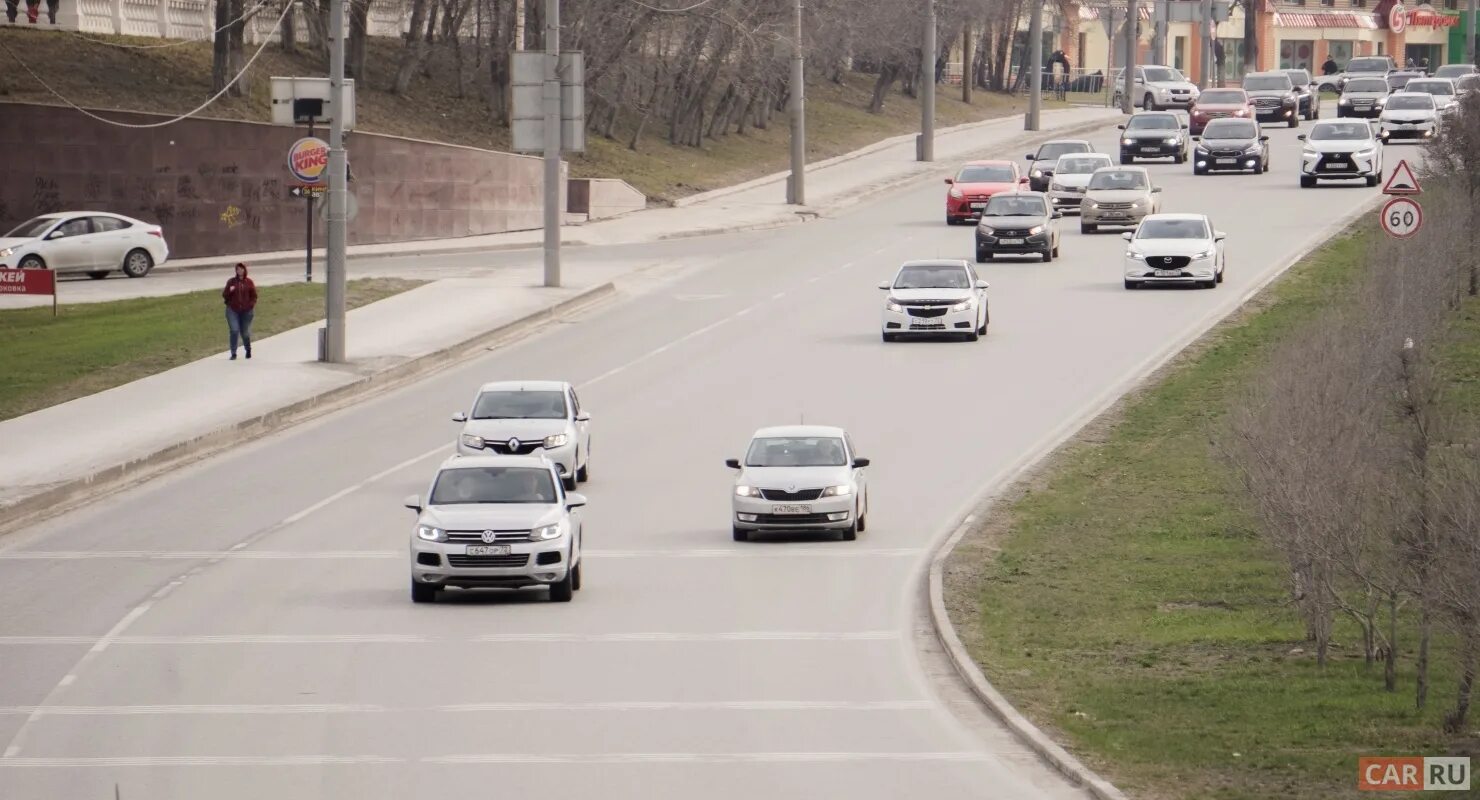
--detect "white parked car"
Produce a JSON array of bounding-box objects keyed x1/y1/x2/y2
[
  {"x1": 1401, "y1": 78, "x2": 1460, "y2": 114},
  {"x1": 1123, "y1": 213, "x2": 1227, "y2": 290},
  {"x1": 1378, "y1": 92, "x2": 1442, "y2": 142},
  {"x1": 726, "y1": 426, "x2": 870, "y2": 542},
  {"x1": 452, "y1": 381, "x2": 591, "y2": 489},
  {"x1": 878, "y1": 259, "x2": 989, "y2": 342},
  {"x1": 405, "y1": 455, "x2": 585, "y2": 603},
  {"x1": 1298, "y1": 120, "x2": 1385, "y2": 188},
  {"x1": 1047, "y1": 153, "x2": 1115, "y2": 214},
  {"x1": 1113, "y1": 65, "x2": 1201, "y2": 111},
  {"x1": 0, "y1": 212, "x2": 168, "y2": 278}
]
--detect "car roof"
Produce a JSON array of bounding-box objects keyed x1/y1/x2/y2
[
  {"x1": 986, "y1": 190, "x2": 1049, "y2": 199},
  {"x1": 899, "y1": 258, "x2": 969, "y2": 269},
  {"x1": 961, "y1": 159, "x2": 1015, "y2": 167},
  {"x1": 1037, "y1": 139, "x2": 1091, "y2": 146},
  {"x1": 437, "y1": 453, "x2": 553, "y2": 471},
  {"x1": 1142, "y1": 213, "x2": 1208, "y2": 222},
  {"x1": 752, "y1": 425, "x2": 847, "y2": 439},
  {"x1": 1406, "y1": 78, "x2": 1454, "y2": 87},
  {"x1": 1091, "y1": 165, "x2": 1150, "y2": 173},
  {"x1": 1246, "y1": 71, "x2": 1290, "y2": 78},
  {"x1": 476, "y1": 380, "x2": 569, "y2": 393}
]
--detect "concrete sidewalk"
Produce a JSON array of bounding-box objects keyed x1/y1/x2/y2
[{"x1": 0, "y1": 106, "x2": 1122, "y2": 527}]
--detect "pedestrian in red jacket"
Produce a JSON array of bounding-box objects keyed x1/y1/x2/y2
[{"x1": 222, "y1": 263, "x2": 258, "y2": 360}]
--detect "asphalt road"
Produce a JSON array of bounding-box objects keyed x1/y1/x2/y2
[{"x1": 0, "y1": 113, "x2": 1402, "y2": 799}]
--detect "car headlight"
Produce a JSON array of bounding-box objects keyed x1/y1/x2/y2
[
  {"x1": 949, "y1": 187, "x2": 963, "y2": 199},
  {"x1": 1192, "y1": 248, "x2": 1215, "y2": 260},
  {"x1": 1126, "y1": 250, "x2": 1146, "y2": 260},
  {"x1": 886, "y1": 299, "x2": 905, "y2": 312},
  {"x1": 1031, "y1": 169, "x2": 1043, "y2": 178},
  {"x1": 978, "y1": 225, "x2": 996, "y2": 235},
  {"x1": 1283, "y1": 95, "x2": 1296, "y2": 105},
  {"x1": 0, "y1": 247, "x2": 13, "y2": 259},
  {"x1": 1234, "y1": 108, "x2": 1249, "y2": 116},
  {"x1": 735, "y1": 485, "x2": 763, "y2": 498},
  {"x1": 543, "y1": 433, "x2": 569, "y2": 448},
  {"x1": 1339, "y1": 97, "x2": 1352, "y2": 105},
  {"x1": 417, "y1": 525, "x2": 447, "y2": 542},
  {"x1": 1303, "y1": 146, "x2": 1319, "y2": 157},
  {"x1": 1121, "y1": 138, "x2": 1134, "y2": 146},
  {"x1": 1243, "y1": 144, "x2": 1263, "y2": 154},
  {"x1": 460, "y1": 434, "x2": 485, "y2": 449},
  {"x1": 1354, "y1": 148, "x2": 1376, "y2": 158},
  {"x1": 1027, "y1": 225, "x2": 1045, "y2": 235},
  {"x1": 1085, "y1": 201, "x2": 1099, "y2": 209},
  {"x1": 950, "y1": 298, "x2": 975, "y2": 312},
  {"x1": 531, "y1": 523, "x2": 561, "y2": 541},
  {"x1": 1049, "y1": 182, "x2": 1065, "y2": 192},
  {"x1": 1164, "y1": 137, "x2": 1179, "y2": 145},
  {"x1": 1131, "y1": 197, "x2": 1149, "y2": 207},
  {"x1": 820, "y1": 485, "x2": 853, "y2": 497}
]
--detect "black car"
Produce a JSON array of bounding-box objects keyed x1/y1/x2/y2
[
  {"x1": 1191, "y1": 118, "x2": 1270, "y2": 175},
  {"x1": 1242, "y1": 72, "x2": 1300, "y2": 128},
  {"x1": 1024, "y1": 139, "x2": 1093, "y2": 192},
  {"x1": 1118, "y1": 112, "x2": 1190, "y2": 164},
  {"x1": 1336, "y1": 76, "x2": 1391, "y2": 118},
  {"x1": 1281, "y1": 68, "x2": 1320, "y2": 120},
  {"x1": 974, "y1": 191, "x2": 1062, "y2": 263}
]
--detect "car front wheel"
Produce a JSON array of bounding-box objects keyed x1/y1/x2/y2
[
  {"x1": 1124, "y1": 279, "x2": 1139, "y2": 290},
  {"x1": 1300, "y1": 175, "x2": 1317, "y2": 188},
  {"x1": 733, "y1": 526, "x2": 750, "y2": 542},
  {"x1": 18, "y1": 255, "x2": 44, "y2": 269},
  {"x1": 549, "y1": 565, "x2": 575, "y2": 602}
]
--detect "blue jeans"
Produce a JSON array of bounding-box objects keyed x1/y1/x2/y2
[{"x1": 226, "y1": 308, "x2": 254, "y2": 355}]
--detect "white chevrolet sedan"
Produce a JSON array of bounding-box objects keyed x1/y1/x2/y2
[
  {"x1": 0, "y1": 212, "x2": 168, "y2": 278},
  {"x1": 1122, "y1": 213, "x2": 1227, "y2": 290},
  {"x1": 726, "y1": 426, "x2": 870, "y2": 542},
  {"x1": 452, "y1": 381, "x2": 591, "y2": 490},
  {"x1": 879, "y1": 259, "x2": 989, "y2": 342}
]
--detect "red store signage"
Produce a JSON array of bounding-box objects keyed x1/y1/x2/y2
[
  {"x1": 1408, "y1": 9, "x2": 1459, "y2": 27},
  {"x1": 0, "y1": 268, "x2": 56, "y2": 296}
]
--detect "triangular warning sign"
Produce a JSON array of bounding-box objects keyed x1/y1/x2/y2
[{"x1": 1383, "y1": 160, "x2": 1422, "y2": 195}]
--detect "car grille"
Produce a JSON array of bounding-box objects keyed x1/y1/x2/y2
[
  {"x1": 966, "y1": 194, "x2": 992, "y2": 201},
  {"x1": 447, "y1": 554, "x2": 531, "y2": 568},
  {"x1": 760, "y1": 488, "x2": 824, "y2": 501},
  {"x1": 1253, "y1": 97, "x2": 1281, "y2": 108},
  {"x1": 1209, "y1": 149, "x2": 1245, "y2": 158},
  {"x1": 897, "y1": 298, "x2": 955, "y2": 307},
  {"x1": 446, "y1": 530, "x2": 534, "y2": 543},
  {"x1": 1202, "y1": 111, "x2": 1231, "y2": 118},
  {"x1": 1389, "y1": 118, "x2": 1428, "y2": 125},
  {"x1": 907, "y1": 307, "x2": 949, "y2": 318},
  {"x1": 752, "y1": 513, "x2": 837, "y2": 525},
  {"x1": 1147, "y1": 255, "x2": 1192, "y2": 269},
  {"x1": 993, "y1": 228, "x2": 1032, "y2": 237},
  {"x1": 1350, "y1": 99, "x2": 1374, "y2": 105},
  {"x1": 1317, "y1": 154, "x2": 1356, "y2": 172},
  {"x1": 1096, "y1": 202, "x2": 1135, "y2": 210},
  {"x1": 483, "y1": 440, "x2": 545, "y2": 455}
]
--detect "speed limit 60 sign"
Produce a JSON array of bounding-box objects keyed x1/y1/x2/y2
[{"x1": 1380, "y1": 197, "x2": 1423, "y2": 239}]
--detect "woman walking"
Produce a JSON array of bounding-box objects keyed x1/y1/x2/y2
[{"x1": 223, "y1": 263, "x2": 258, "y2": 360}]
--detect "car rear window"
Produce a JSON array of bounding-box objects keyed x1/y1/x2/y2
[{"x1": 956, "y1": 165, "x2": 1015, "y2": 183}]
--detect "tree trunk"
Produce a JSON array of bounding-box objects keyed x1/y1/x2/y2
[
  {"x1": 227, "y1": 0, "x2": 247, "y2": 97},
  {"x1": 1242, "y1": 0, "x2": 1258, "y2": 75},
  {"x1": 868, "y1": 63, "x2": 899, "y2": 113},
  {"x1": 1418, "y1": 598, "x2": 1431, "y2": 710},
  {"x1": 347, "y1": 0, "x2": 371, "y2": 81},
  {"x1": 1444, "y1": 622, "x2": 1477, "y2": 733},
  {"x1": 1385, "y1": 589, "x2": 1398, "y2": 692},
  {"x1": 487, "y1": 0, "x2": 510, "y2": 126},
  {"x1": 280, "y1": 0, "x2": 297, "y2": 54},
  {"x1": 961, "y1": 23, "x2": 972, "y2": 103},
  {"x1": 393, "y1": 0, "x2": 431, "y2": 94},
  {"x1": 212, "y1": 0, "x2": 231, "y2": 93}
]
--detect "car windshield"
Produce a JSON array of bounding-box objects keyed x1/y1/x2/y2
[
  {"x1": 894, "y1": 264, "x2": 970, "y2": 289},
  {"x1": 1198, "y1": 90, "x2": 1245, "y2": 104},
  {"x1": 472, "y1": 390, "x2": 567, "y2": 420},
  {"x1": 1137, "y1": 219, "x2": 1209, "y2": 240},
  {"x1": 1348, "y1": 58, "x2": 1390, "y2": 73},
  {"x1": 1054, "y1": 156, "x2": 1109, "y2": 174},
  {"x1": 1344, "y1": 79, "x2": 1388, "y2": 93},
  {"x1": 1406, "y1": 82, "x2": 1453, "y2": 96},
  {"x1": 1386, "y1": 94, "x2": 1436, "y2": 110},
  {"x1": 983, "y1": 196, "x2": 1047, "y2": 216},
  {"x1": 1285, "y1": 70, "x2": 1312, "y2": 85},
  {"x1": 956, "y1": 165, "x2": 1015, "y2": 183},
  {"x1": 429, "y1": 466, "x2": 557, "y2": 505},
  {"x1": 1309, "y1": 122, "x2": 1372, "y2": 141},
  {"x1": 1388, "y1": 74, "x2": 1419, "y2": 89},
  {"x1": 4, "y1": 216, "x2": 59, "y2": 238},
  {"x1": 1244, "y1": 76, "x2": 1291, "y2": 90},
  {"x1": 1202, "y1": 120, "x2": 1257, "y2": 139},
  {"x1": 1088, "y1": 170, "x2": 1149, "y2": 190},
  {"x1": 1459, "y1": 75, "x2": 1480, "y2": 91},
  {"x1": 1036, "y1": 142, "x2": 1089, "y2": 161},
  {"x1": 1434, "y1": 65, "x2": 1475, "y2": 79},
  {"x1": 745, "y1": 437, "x2": 847, "y2": 467},
  {"x1": 1143, "y1": 67, "x2": 1182, "y2": 83},
  {"x1": 1127, "y1": 115, "x2": 1179, "y2": 130}
]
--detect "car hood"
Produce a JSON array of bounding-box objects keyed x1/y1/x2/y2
[
  {"x1": 1147, "y1": 80, "x2": 1197, "y2": 92},
  {"x1": 736, "y1": 466, "x2": 852, "y2": 490},
  {"x1": 1342, "y1": 91, "x2": 1388, "y2": 100},
  {"x1": 1123, "y1": 129, "x2": 1182, "y2": 140},
  {"x1": 460, "y1": 418, "x2": 570, "y2": 440},
  {"x1": 1192, "y1": 103, "x2": 1249, "y2": 113},
  {"x1": 1197, "y1": 136, "x2": 1258, "y2": 149},
  {"x1": 1380, "y1": 108, "x2": 1438, "y2": 120},
  {"x1": 1245, "y1": 88, "x2": 1294, "y2": 99},
  {"x1": 1304, "y1": 139, "x2": 1376, "y2": 153},
  {"x1": 421, "y1": 503, "x2": 564, "y2": 530},
  {"x1": 1051, "y1": 173, "x2": 1095, "y2": 188},
  {"x1": 1130, "y1": 239, "x2": 1216, "y2": 257},
  {"x1": 953, "y1": 181, "x2": 1018, "y2": 195},
  {"x1": 978, "y1": 214, "x2": 1048, "y2": 228},
  {"x1": 0, "y1": 237, "x2": 38, "y2": 250},
  {"x1": 889, "y1": 288, "x2": 974, "y2": 302},
  {"x1": 1085, "y1": 189, "x2": 1152, "y2": 203}
]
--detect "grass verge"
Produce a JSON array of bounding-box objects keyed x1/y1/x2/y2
[
  {"x1": 943, "y1": 224, "x2": 1480, "y2": 800},
  {"x1": 0, "y1": 277, "x2": 422, "y2": 421},
  {"x1": 0, "y1": 29, "x2": 1054, "y2": 205}
]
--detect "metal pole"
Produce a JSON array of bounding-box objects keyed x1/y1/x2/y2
[
  {"x1": 1199, "y1": 0, "x2": 1213, "y2": 89},
  {"x1": 1153, "y1": 0, "x2": 1167, "y2": 66},
  {"x1": 787, "y1": 0, "x2": 805, "y2": 204},
  {"x1": 1123, "y1": 0, "x2": 1138, "y2": 113},
  {"x1": 1026, "y1": 0, "x2": 1043, "y2": 130},
  {"x1": 1468, "y1": 0, "x2": 1476, "y2": 65},
  {"x1": 323, "y1": 0, "x2": 347, "y2": 362},
  {"x1": 962, "y1": 22, "x2": 973, "y2": 104},
  {"x1": 542, "y1": 0, "x2": 560, "y2": 287},
  {"x1": 305, "y1": 122, "x2": 314, "y2": 283},
  {"x1": 920, "y1": 0, "x2": 936, "y2": 159}
]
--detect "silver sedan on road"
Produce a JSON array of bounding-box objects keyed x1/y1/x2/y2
[
  {"x1": 1047, "y1": 153, "x2": 1114, "y2": 215},
  {"x1": 1080, "y1": 166, "x2": 1163, "y2": 233},
  {"x1": 727, "y1": 426, "x2": 871, "y2": 542}
]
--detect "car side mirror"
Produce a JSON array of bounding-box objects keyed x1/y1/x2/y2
[
  {"x1": 45, "y1": 230, "x2": 65, "y2": 240},
  {"x1": 944, "y1": 177, "x2": 954, "y2": 184},
  {"x1": 852, "y1": 458, "x2": 871, "y2": 468},
  {"x1": 1191, "y1": 135, "x2": 1201, "y2": 141},
  {"x1": 1116, "y1": 124, "x2": 1126, "y2": 130},
  {"x1": 1151, "y1": 187, "x2": 1163, "y2": 193},
  {"x1": 975, "y1": 279, "x2": 990, "y2": 289},
  {"x1": 877, "y1": 281, "x2": 891, "y2": 290},
  {"x1": 404, "y1": 494, "x2": 422, "y2": 513},
  {"x1": 1259, "y1": 135, "x2": 1269, "y2": 142},
  {"x1": 1025, "y1": 154, "x2": 1036, "y2": 160},
  {"x1": 1296, "y1": 134, "x2": 1307, "y2": 141},
  {"x1": 451, "y1": 411, "x2": 467, "y2": 422},
  {"x1": 566, "y1": 492, "x2": 587, "y2": 510},
  {"x1": 725, "y1": 458, "x2": 742, "y2": 469},
  {"x1": 1215, "y1": 232, "x2": 1227, "y2": 241},
  {"x1": 1051, "y1": 210, "x2": 1063, "y2": 219},
  {"x1": 1121, "y1": 232, "x2": 1134, "y2": 241},
  {"x1": 1018, "y1": 176, "x2": 1029, "y2": 184},
  {"x1": 576, "y1": 412, "x2": 591, "y2": 422}
]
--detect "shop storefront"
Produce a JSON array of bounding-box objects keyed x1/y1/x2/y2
[{"x1": 1403, "y1": 6, "x2": 1461, "y2": 64}]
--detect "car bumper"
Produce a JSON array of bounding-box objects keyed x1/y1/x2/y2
[
  {"x1": 882, "y1": 305, "x2": 979, "y2": 334},
  {"x1": 1301, "y1": 155, "x2": 1380, "y2": 178},
  {"x1": 976, "y1": 233, "x2": 1051, "y2": 256},
  {"x1": 1378, "y1": 123, "x2": 1437, "y2": 141},
  {"x1": 1122, "y1": 142, "x2": 1183, "y2": 158},
  {"x1": 1081, "y1": 206, "x2": 1150, "y2": 226},
  {"x1": 948, "y1": 201, "x2": 992, "y2": 221},
  {"x1": 1125, "y1": 256, "x2": 1217, "y2": 284},
  {"x1": 1153, "y1": 96, "x2": 1195, "y2": 109},
  {"x1": 1254, "y1": 106, "x2": 1297, "y2": 121},
  {"x1": 1048, "y1": 190, "x2": 1086, "y2": 212},
  {"x1": 1337, "y1": 104, "x2": 1382, "y2": 118},
  {"x1": 411, "y1": 538, "x2": 572, "y2": 589},
  {"x1": 455, "y1": 440, "x2": 577, "y2": 477},
  {"x1": 733, "y1": 495, "x2": 855, "y2": 530},
  {"x1": 1193, "y1": 152, "x2": 1262, "y2": 171}
]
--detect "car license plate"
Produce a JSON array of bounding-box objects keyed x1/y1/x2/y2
[
  {"x1": 466, "y1": 545, "x2": 511, "y2": 556},
  {"x1": 1103, "y1": 213, "x2": 1126, "y2": 219},
  {"x1": 1140, "y1": 146, "x2": 1159, "y2": 152},
  {"x1": 772, "y1": 504, "x2": 811, "y2": 515},
  {"x1": 1000, "y1": 238, "x2": 1024, "y2": 245},
  {"x1": 1154, "y1": 269, "x2": 1181, "y2": 277},
  {"x1": 970, "y1": 202, "x2": 986, "y2": 209},
  {"x1": 1215, "y1": 158, "x2": 1236, "y2": 165}
]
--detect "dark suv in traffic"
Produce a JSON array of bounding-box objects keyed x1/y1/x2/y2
[
  {"x1": 1243, "y1": 72, "x2": 1300, "y2": 128},
  {"x1": 1118, "y1": 112, "x2": 1190, "y2": 163}
]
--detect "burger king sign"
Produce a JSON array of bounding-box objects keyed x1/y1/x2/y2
[{"x1": 288, "y1": 137, "x2": 330, "y2": 185}]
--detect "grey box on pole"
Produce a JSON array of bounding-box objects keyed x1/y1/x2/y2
[{"x1": 511, "y1": 51, "x2": 585, "y2": 154}]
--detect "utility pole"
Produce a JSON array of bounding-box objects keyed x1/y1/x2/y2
[
  {"x1": 1026, "y1": 0, "x2": 1043, "y2": 130},
  {"x1": 1152, "y1": 0, "x2": 1167, "y2": 66},
  {"x1": 962, "y1": 22, "x2": 973, "y2": 104},
  {"x1": 542, "y1": 0, "x2": 560, "y2": 287},
  {"x1": 1123, "y1": 0, "x2": 1138, "y2": 113},
  {"x1": 323, "y1": 0, "x2": 347, "y2": 362},
  {"x1": 1199, "y1": 0, "x2": 1213, "y2": 88},
  {"x1": 787, "y1": 0, "x2": 805, "y2": 204},
  {"x1": 1468, "y1": 0, "x2": 1476, "y2": 65},
  {"x1": 920, "y1": 0, "x2": 936, "y2": 160}
]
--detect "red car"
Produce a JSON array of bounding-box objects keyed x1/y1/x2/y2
[
  {"x1": 945, "y1": 160, "x2": 1027, "y2": 224},
  {"x1": 1188, "y1": 88, "x2": 1255, "y2": 135}
]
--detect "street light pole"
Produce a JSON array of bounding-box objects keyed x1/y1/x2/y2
[
  {"x1": 1026, "y1": 0, "x2": 1043, "y2": 130},
  {"x1": 1123, "y1": 0, "x2": 1138, "y2": 113},
  {"x1": 542, "y1": 0, "x2": 561, "y2": 287},
  {"x1": 1468, "y1": 0, "x2": 1476, "y2": 64},
  {"x1": 920, "y1": 0, "x2": 936, "y2": 160},
  {"x1": 788, "y1": 0, "x2": 805, "y2": 204},
  {"x1": 1199, "y1": 0, "x2": 1213, "y2": 89},
  {"x1": 323, "y1": 0, "x2": 347, "y2": 362}
]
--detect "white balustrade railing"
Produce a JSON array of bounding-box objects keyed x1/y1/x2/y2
[{"x1": 6, "y1": 0, "x2": 414, "y2": 44}]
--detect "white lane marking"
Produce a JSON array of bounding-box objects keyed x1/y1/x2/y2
[
  {"x1": 0, "y1": 755, "x2": 401, "y2": 767},
  {"x1": 56, "y1": 675, "x2": 75, "y2": 688},
  {"x1": 89, "y1": 604, "x2": 153, "y2": 654},
  {"x1": 0, "y1": 700, "x2": 932, "y2": 716},
  {"x1": 423, "y1": 752, "x2": 990, "y2": 765},
  {"x1": 0, "y1": 548, "x2": 923, "y2": 560},
  {"x1": 474, "y1": 631, "x2": 898, "y2": 643},
  {"x1": 0, "y1": 631, "x2": 898, "y2": 646}
]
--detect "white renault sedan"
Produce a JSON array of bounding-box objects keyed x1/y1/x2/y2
[
  {"x1": 452, "y1": 381, "x2": 591, "y2": 489},
  {"x1": 0, "y1": 212, "x2": 168, "y2": 278},
  {"x1": 726, "y1": 426, "x2": 870, "y2": 542},
  {"x1": 1123, "y1": 214, "x2": 1227, "y2": 290},
  {"x1": 405, "y1": 454, "x2": 585, "y2": 603},
  {"x1": 879, "y1": 259, "x2": 989, "y2": 342}
]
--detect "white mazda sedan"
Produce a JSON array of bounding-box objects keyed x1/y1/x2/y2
[
  {"x1": 726, "y1": 426, "x2": 870, "y2": 542},
  {"x1": 879, "y1": 259, "x2": 989, "y2": 342},
  {"x1": 452, "y1": 381, "x2": 591, "y2": 490},
  {"x1": 1122, "y1": 213, "x2": 1227, "y2": 290},
  {"x1": 0, "y1": 212, "x2": 168, "y2": 278}
]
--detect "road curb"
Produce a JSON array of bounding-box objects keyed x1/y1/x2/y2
[
  {"x1": 0, "y1": 282, "x2": 618, "y2": 536},
  {"x1": 920, "y1": 194, "x2": 1385, "y2": 800}
]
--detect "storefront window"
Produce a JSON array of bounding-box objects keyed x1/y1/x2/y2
[
  {"x1": 1280, "y1": 40, "x2": 1316, "y2": 70},
  {"x1": 1327, "y1": 41, "x2": 1354, "y2": 69},
  {"x1": 1221, "y1": 39, "x2": 1247, "y2": 78}
]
